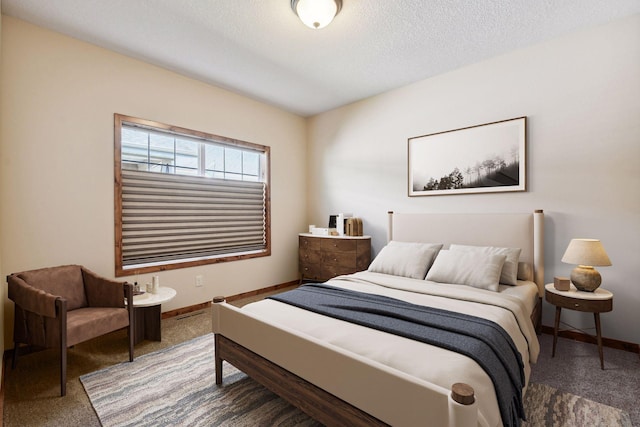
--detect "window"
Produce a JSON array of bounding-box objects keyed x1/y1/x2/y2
[{"x1": 114, "y1": 114, "x2": 270, "y2": 276}]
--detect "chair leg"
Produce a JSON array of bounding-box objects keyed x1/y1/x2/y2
[
  {"x1": 127, "y1": 285, "x2": 135, "y2": 362},
  {"x1": 60, "y1": 344, "x2": 67, "y2": 397},
  {"x1": 128, "y1": 322, "x2": 135, "y2": 362},
  {"x1": 57, "y1": 298, "x2": 68, "y2": 397}
]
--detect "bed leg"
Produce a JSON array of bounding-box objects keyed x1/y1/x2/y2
[
  {"x1": 214, "y1": 334, "x2": 223, "y2": 385},
  {"x1": 448, "y1": 383, "x2": 477, "y2": 427},
  {"x1": 212, "y1": 296, "x2": 226, "y2": 385}
]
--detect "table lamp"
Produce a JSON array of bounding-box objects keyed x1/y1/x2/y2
[{"x1": 561, "y1": 238, "x2": 612, "y2": 292}]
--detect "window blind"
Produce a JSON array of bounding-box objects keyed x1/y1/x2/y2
[{"x1": 121, "y1": 169, "x2": 266, "y2": 267}]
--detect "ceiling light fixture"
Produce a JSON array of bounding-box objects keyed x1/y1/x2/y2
[{"x1": 291, "y1": 0, "x2": 342, "y2": 30}]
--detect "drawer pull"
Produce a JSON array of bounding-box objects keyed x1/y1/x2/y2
[{"x1": 574, "y1": 303, "x2": 580, "y2": 308}]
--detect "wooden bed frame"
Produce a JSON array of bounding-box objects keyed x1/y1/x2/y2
[{"x1": 212, "y1": 210, "x2": 544, "y2": 427}]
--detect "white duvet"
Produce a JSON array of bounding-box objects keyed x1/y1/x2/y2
[{"x1": 242, "y1": 271, "x2": 540, "y2": 427}]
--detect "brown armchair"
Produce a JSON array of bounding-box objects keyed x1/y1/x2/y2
[{"x1": 7, "y1": 265, "x2": 134, "y2": 396}]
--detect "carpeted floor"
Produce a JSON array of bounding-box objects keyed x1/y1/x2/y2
[
  {"x1": 2, "y1": 309, "x2": 212, "y2": 427},
  {"x1": 79, "y1": 333, "x2": 631, "y2": 427},
  {"x1": 3, "y1": 300, "x2": 639, "y2": 426},
  {"x1": 530, "y1": 333, "x2": 640, "y2": 425}
]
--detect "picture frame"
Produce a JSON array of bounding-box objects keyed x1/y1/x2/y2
[{"x1": 408, "y1": 117, "x2": 526, "y2": 196}]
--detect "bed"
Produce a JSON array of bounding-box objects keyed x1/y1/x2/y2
[{"x1": 212, "y1": 210, "x2": 544, "y2": 427}]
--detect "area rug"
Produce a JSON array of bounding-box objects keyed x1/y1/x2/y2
[
  {"x1": 522, "y1": 383, "x2": 632, "y2": 427},
  {"x1": 81, "y1": 333, "x2": 631, "y2": 427}
]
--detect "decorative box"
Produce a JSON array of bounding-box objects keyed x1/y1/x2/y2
[{"x1": 554, "y1": 276, "x2": 570, "y2": 291}]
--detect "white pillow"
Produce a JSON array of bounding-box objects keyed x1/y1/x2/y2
[
  {"x1": 389, "y1": 241, "x2": 444, "y2": 272},
  {"x1": 449, "y1": 244, "x2": 521, "y2": 286},
  {"x1": 368, "y1": 241, "x2": 443, "y2": 279},
  {"x1": 426, "y1": 250, "x2": 506, "y2": 292}
]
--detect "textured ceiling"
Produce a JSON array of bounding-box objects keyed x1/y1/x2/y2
[{"x1": 2, "y1": 1, "x2": 639, "y2": 116}]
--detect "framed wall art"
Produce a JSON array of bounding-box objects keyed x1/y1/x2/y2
[{"x1": 408, "y1": 117, "x2": 526, "y2": 196}]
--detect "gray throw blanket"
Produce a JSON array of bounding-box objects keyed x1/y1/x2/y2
[{"x1": 269, "y1": 283, "x2": 526, "y2": 427}]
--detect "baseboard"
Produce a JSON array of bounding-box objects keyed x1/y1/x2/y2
[
  {"x1": 541, "y1": 325, "x2": 640, "y2": 354},
  {"x1": 161, "y1": 280, "x2": 300, "y2": 319},
  {"x1": 161, "y1": 301, "x2": 212, "y2": 319},
  {"x1": 224, "y1": 280, "x2": 300, "y2": 303}
]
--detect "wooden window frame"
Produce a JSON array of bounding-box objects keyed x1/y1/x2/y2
[{"x1": 114, "y1": 114, "x2": 271, "y2": 277}]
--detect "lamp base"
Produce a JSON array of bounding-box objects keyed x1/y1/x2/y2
[{"x1": 570, "y1": 265, "x2": 601, "y2": 292}]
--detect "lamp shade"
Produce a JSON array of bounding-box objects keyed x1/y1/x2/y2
[
  {"x1": 291, "y1": 0, "x2": 342, "y2": 29},
  {"x1": 561, "y1": 239, "x2": 612, "y2": 267}
]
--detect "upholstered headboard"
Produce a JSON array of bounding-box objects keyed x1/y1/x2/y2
[{"x1": 388, "y1": 210, "x2": 544, "y2": 295}]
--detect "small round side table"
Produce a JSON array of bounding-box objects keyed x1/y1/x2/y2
[
  {"x1": 130, "y1": 287, "x2": 177, "y2": 344},
  {"x1": 544, "y1": 283, "x2": 613, "y2": 369}
]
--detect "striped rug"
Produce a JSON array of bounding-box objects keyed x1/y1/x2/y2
[
  {"x1": 80, "y1": 334, "x2": 319, "y2": 427},
  {"x1": 81, "y1": 333, "x2": 631, "y2": 427}
]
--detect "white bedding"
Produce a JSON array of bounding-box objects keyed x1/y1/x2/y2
[{"x1": 243, "y1": 271, "x2": 540, "y2": 427}]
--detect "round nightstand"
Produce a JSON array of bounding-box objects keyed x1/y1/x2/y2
[{"x1": 544, "y1": 283, "x2": 613, "y2": 369}]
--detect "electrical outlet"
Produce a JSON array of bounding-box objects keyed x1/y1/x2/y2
[{"x1": 195, "y1": 275, "x2": 203, "y2": 287}]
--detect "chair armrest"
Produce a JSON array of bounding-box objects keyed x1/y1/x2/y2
[
  {"x1": 124, "y1": 282, "x2": 134, "y2": 319},
  {"x1": 81, "y1": 267, "x2": 126, "y2": 308},
  {"x1": 7, "y1": 274, "x2": 59, "y2": 318},
  {"x1": 124, "y1": 282, "x2": 134, "y2": 308}
]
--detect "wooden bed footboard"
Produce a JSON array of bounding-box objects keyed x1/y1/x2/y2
[
  {"x1": 212, "y1": 298, "x2": 478, "y2": 427},
  {"x1": 215, "y1": 333, "x2": 388, "y2": 426}
]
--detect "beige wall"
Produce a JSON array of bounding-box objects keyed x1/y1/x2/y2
[
  {"x1": 0, "y1": 16, "x2": 308, "y2": 347},
  {"x1": 306, "y1": 15, "x2": 640, "y2": 344}
]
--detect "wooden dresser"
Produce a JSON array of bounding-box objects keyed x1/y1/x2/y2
[{"x1": 298, "y1": 233, "x2": 371, "y2": 283}]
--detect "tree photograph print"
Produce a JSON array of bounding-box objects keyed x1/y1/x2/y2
[{"x1": 408, "y1": 117, "x2": 526, "y2": 196}]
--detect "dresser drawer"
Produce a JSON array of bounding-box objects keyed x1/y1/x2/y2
[
  {"x1": 299, "y1": 248, "x2": 323, "y2": 265},
  {"x1": 545, "y1": 290, "x2": 612, "y2": 313},
  {"x1": 299, "y1": 264, "x2": 326, "y2": 282},
  {"x1": 318, "y1": 238, "x2": 357, "y2": 253},
  {"x1": 299, "y1": 235, "x2": 320, "y2": 250},
  {"x1": 298, "y1": 234, "x2": 371, "y2": 283},
  {"x1": 322, "y1": 252, "x2": 357, "y2": 268}
]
